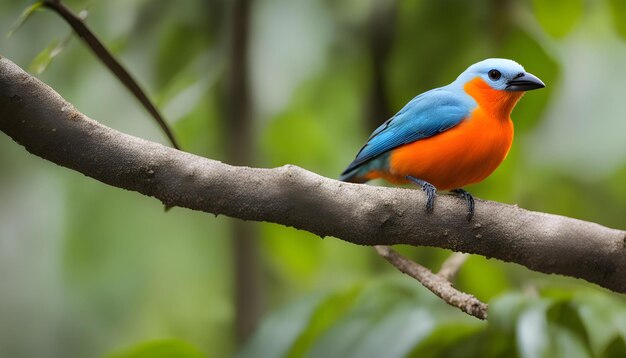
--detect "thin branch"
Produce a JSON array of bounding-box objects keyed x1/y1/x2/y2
[
  {"x1": 374, "y1": 246, "x2": 487, "y2": 319},
  {"x1": 374, "y1": 247, "x2": 472, "y2": 314},
  {"x1": 438, "y1": 252, "x2": 469, "y2": 282},
  {"x1": 1, "y1": 56, "x2": 626, "y2": 296},
  {"x1": 41, "y1": 0, "x2": 180, "y2": 149}
]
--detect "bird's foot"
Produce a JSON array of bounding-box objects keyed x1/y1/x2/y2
[
  {"x1": 452, "y1": 188, "x2": 475, "y2": 221},
  {"x1": 406, "y1": 176, "x2": 436, "y2": 213}
]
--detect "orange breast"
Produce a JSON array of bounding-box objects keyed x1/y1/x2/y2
[{"x1": 375, "y1": 77, "x2": 522, "y2": 190}]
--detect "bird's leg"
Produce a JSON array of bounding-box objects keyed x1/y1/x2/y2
[
  {"x1": 452, "y1": 188, "x2": 475, "y2": 221},
  {"x1": 406, "y1": 176, "x2": 437, "y2": 213}
]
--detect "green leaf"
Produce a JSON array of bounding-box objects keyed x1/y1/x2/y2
[
  {"x1": 7, "y1": 1, "x2": 44, "y2": 38},
  {"x1": 547, "y1": 323, "x2": 591, "y2": 358},
  {"x1": 608, "y1": 0, "x2": 626, "y2": 39},
  {"x1": 532, "y1": 0, "x2": 583, "y2": 38},
  {"x1": 246, "y1": 278, "x2": 485, "y2": 358},
  {"x1": 602, "y1": 336, "x2": 626, "y2": 358},
  {"x1": 28, "y1": 33, "x2": 73, "y2": 74},
  {"x1": 237, "y1": 294, "x2": 328, "y2": 358},
  {"x1": 106, "y1": 339, "x2": 206, "y2": 358},
  {"x1": 546, "y1": 301, "x2": 593, "y2": 357},
  {"x1": 308, "y1": 304, "x2": 437, "y2": 358},
  {"x1": 495, "y1": 292, "x2": 603, "y2": 358},
  {"x1": 488, "y1": 293, "x2": 530, "y2": 332},
  {"x1": 572, "y1": 292, "x2": 626, "y2": 356},
  {"x1": 286, "y1": 285, "x2": 363, "y2": 358},
  {"x1": 407, "y1": 322, "x2": 486, "y2": 358},
  {"x1": 516, "y1": 300, "x2": 553, "y2": 358},
  {"x1": 305, "y1": 280, "x2": 464, "y2": 358}
]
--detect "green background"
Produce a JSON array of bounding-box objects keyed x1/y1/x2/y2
[{"x1": 1, "y1": 0, "x2": 626, "y2": 357}]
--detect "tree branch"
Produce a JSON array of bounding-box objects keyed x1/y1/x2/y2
[
  {"x1": 1, "y1": 56, "x2": 626, "y2": 294},
  {"x1": 374, "y1": 246, "x2": 487, "y2": 319}
]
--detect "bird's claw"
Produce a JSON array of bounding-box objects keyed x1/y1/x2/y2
[
  {"x1": 406, "y1": 176, "x2": 436, "y2": 214},
  {"x1": 452, "y1": 188, "x2": 475, "y2": 221},
  {"x1": 422, "y1": 182, "x2": 436, "y2": 213}
]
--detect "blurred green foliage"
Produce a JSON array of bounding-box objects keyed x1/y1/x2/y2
[
  {"x1": 532, "y1": 0, "x2": 583, "y2": 38},
  {"x1": 107, "y1": 339, "x2": 206, "y2": 358},
  {"x1": 241, "y1": 278, "x2": 626, "y2": 358},
  {"x1": 609, "y1": 0, "x2": 626, "y2": 39},
  {"x1": 1, "y1": 0, "x2": 626, "y2": 357}
]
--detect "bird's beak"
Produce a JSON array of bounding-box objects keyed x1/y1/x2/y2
[{"x1": 505, "y1": 72, "x2": 545, "y2": 91}]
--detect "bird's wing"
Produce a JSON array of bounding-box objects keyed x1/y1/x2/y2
[{"x1": 342, "y1": 88, "x2": 472, "y2": 175}]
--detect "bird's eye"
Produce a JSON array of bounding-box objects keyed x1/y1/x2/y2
[{"x1": 488, "y1": 69, "x2": 501, "y2": 81}]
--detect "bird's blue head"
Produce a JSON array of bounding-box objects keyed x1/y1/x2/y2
[{"x1": 456, "y1": 58, "x2": 545, "y2": 92}]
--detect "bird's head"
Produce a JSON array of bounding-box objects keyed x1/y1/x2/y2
[
  {"x1": 455, "y1": 58, "x2": 545, "y2": 117},
  {"x1": 460, "y1": 58, "x2": 545, "y2": 92}
]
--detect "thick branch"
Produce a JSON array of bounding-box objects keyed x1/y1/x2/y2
[{"x1": 1, "y1": 56, "x2": 626, "y2": 293}]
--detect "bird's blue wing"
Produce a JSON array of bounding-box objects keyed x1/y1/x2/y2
[{"x1": 342, "y1": 88, "x2": 473, "y2": 175}]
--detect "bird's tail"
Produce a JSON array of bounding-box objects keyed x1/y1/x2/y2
[
  {"x1": 340, "y1": 154, "x2": 391, "y2": 183},
  {"x1": 340, "y1": 172, "x2": 366, "y2": 183},
  {"x1": 339, "y1": 165, "x2": 369, "y2": 183}
]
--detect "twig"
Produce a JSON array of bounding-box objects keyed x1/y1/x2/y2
[
  {"x1": 374, "y1": 246, "x2": 487, "y2": 319},
  {"x1": 438, "y1": 252, "x2": 469, "y2": 282},
  {"x1": 1, "y1": 56, "x2": 626, "y2": 299},
  {"x1": 42, "y1": 0, "x2": 180, "y2": 149}
]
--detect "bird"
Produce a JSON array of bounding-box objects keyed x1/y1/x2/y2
[{"x1": 340, "y1": 58, "x2": 545, "y2": 220}]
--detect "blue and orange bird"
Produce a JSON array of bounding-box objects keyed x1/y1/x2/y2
[{"x1": 340, "y1": 58, "x2": 545, "y2": 220}]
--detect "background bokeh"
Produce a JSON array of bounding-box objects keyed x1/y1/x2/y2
[{"x1": 1, "y1": 0, "x2": 626, "y2": 357}]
